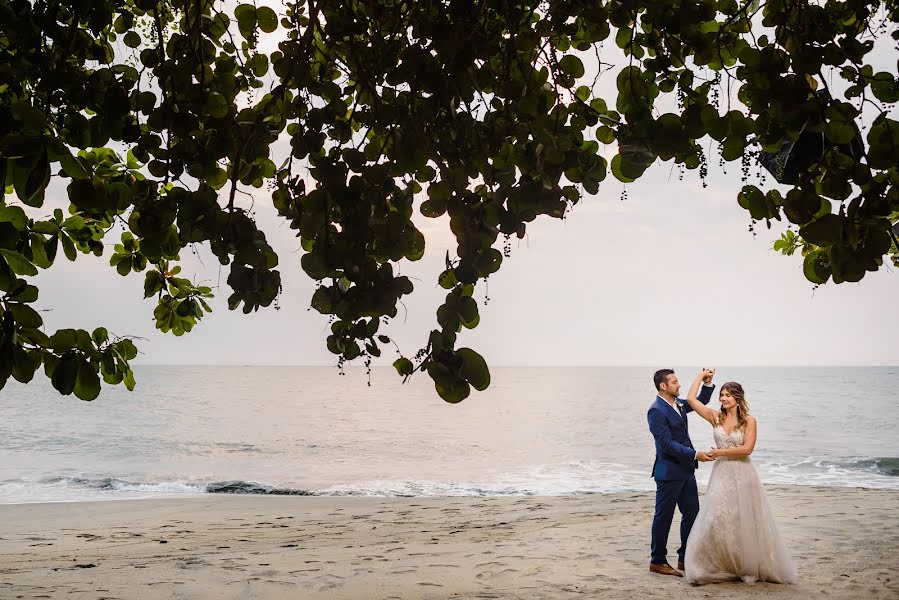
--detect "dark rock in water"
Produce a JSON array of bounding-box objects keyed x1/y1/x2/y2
[
  {"x1": 873, "y1": 458, "x2": 899, "y2": 477},
  {"x1": 205, "y1": 480, "x2": 314, "y2": 495}
]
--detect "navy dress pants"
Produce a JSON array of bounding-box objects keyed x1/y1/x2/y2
[{"x1": 650, "y1": 476, "x2": 699, "y2": 565}]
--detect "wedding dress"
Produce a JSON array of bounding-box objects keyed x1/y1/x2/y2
[{"x1": 684, "y1": 425, "x2": 798, "y2": 585}]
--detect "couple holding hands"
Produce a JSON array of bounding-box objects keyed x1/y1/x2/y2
[{"x1": 647, "y1": 368, "x2": 798, "y2": 585}]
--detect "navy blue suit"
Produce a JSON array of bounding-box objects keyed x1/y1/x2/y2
[{"x1": 647, "y1": 384, "x2": 714, "y2": 565}]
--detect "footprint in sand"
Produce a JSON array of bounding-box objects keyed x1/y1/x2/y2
[{"x1": 477, "y1": 568, "x2": 519, "y2": 579}]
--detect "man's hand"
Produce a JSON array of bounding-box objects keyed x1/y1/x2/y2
[
  {"x1": 701, "y1": 367, "x2": 716, "y2": 384},
  {"x1": 696, "y1": 451, "x2": 715, "y2": 462}
]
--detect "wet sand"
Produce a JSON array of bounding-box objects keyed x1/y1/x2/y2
[{"x1": 0, "y1": 485, "x2": 895, "y2": 599}]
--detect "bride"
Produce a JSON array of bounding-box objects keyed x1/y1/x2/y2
[{"x1": 683, "y1": 369, "x2": 798, "y2": 585}]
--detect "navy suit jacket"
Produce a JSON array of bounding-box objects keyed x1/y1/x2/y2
[{"x1": 648, "y1": 384, "x2": 715, "y2": 480}]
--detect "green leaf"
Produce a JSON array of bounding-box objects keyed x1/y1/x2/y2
[
  {"x1": 9, "y1": 303, "x2": 43, "y2": 328},
  {"x1": 92, "y1": 327, "x2": 109, "y2": 344},
  {"x1": 50, "y1": 353, "x2": 78, "y2": 396},
  {"x1": 420, "y1": 198, "x2": 446, "y2": 218},
  {"x1": 11, "y1": 347, "x2": 39, "y2": 384},
  {"x1": 310, "y1": 286, "x2": 333, "y2": 313},
  {"x1": 49, "y1": 329, "x2": 78, "y2": 351},
  {"x1": 458, "y1": 296, "x2": 478, "y2": 327},
  {"x1": 393, "y1": 357, "x2": 414, "y2": 376},
  {"x1": 235, "y1": 3, "x2": 257, "y2": 36},
  {"x1": 824, "y1": 121, "x2": 856, "y2": 145},
  {"x1": 74, "y1": 356, "x2": 101, "y2": 401},
  {"x1": 595, "y1": 126, "x2": 615, "y2": 144},
  {"x1": 434, "y1": 377, "x2": 471, "y2": 404},
  {"x1": 256, "y1": 6, "x2": 278, "y2": 32},
  {"x1": 456, "y1": 347, "x2": 490, "y2": 391},
  {"x1": 799, "y1": 214, "x2": 842, "y2": 246},
  {"x1": 0, "y1": 205, "x2": 27, "y2": 229},
  {"x1": 117, "y1": 338, "x2": 138, "y2": 360},
  {"x1": 610, "y1": 155, "x2": 634, "y2": 183},
  {"x1": 0, "y1": 249, "x2": 38, "y2": 276},
  {"x1": 9, "y1": 283, "x2": 38, "y2": 303},
  {"x1": 824, "y1": 103, "x2": 859, "y2": 145},
  {"x1": 113, "y1": 12, "x2": 134, "y2": 33},
  {"x1": 60, "y1": 234, "x2": 77, "y2": 261},
  {"x1": 56, "y1": 148, "x2": 90, "y2": 179},
  {"x1": 123, "y1": 367, "x2": 136, "y2": 391},
  {"x1": 30, "y1": 233, "x2": 50, "y2": 268},
  {"x1": 558, "y1": 55, "x2": 585, "y2": 78},
  {"x1": 123, "y1": 30, "x2": 141, "y2": 47},
  {"x1": 803, "y1": 252, "x2": 831, "y2": 285},
  {"x1": 615, "y1": 139, "x2": 655, "y2": 180},
  {"x1": 143, "y1": 270, "x2": 164, "y2": 298},
  {"x1": 22, "y1": 152, "x2": 50, "y2": 206},
  {"x1": 870, "y1": 72, "x2": 899, "y2": 103},
  {"x1": 116, "y1": 256, "x2": 133, "y2": 276},
  {"x1": 249, "y1": 54, "x2": 269, "y2": 77}
]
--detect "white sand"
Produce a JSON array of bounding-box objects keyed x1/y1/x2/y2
[{"x1": 0, "y1": 485, "x2": 895, "y2": 599}]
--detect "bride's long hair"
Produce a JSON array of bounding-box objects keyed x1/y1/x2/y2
[{"x1": 716, "y1": 382, "x2": 750, "y2": 430}]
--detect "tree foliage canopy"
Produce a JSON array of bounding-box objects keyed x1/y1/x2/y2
[{"x1": 1, "y1": 0, "x2": 897, "y2": 401}]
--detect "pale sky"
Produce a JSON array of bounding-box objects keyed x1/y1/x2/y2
[
  {"x1": 23, "y1": 9, "x2": 899, "y2": 368},
  {"x1": 30, "y1": 157, "x2": 899, "y2": 367}
]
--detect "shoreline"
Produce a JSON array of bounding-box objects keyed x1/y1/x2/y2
[
  {"x1": 1, "y1": 485, "x2": 895, "y2": 599},
  {"x1": 0, "y1": 481, "x2": 897, "y2": 506}
]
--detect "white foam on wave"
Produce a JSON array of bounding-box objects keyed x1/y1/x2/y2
[
  {"x1": 316, "y1": 462, "x2": 656, "y2": 497},
  {"x1": 757, "y1": 457, "x2": 899, "y2": 489},
  {"x1": 1, "y1": 457, "x2": 896, "y2": 504},
  {"x1": 0, "y1": 476, "x2": 208, "y2": 504}
]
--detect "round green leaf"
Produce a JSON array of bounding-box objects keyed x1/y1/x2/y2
[
  {"x1": 123, "y1": 31, "x2": 141, "y2": 48},
  {"x1": 92, "y1": 327, "x2": 109, "y2": 344},
  {"x1": 803, "y1": 252, "x2": 831, "y2": 285},
  {"x1": 256, "y1": 6, "x2": 278, "y2": 32},
  {"x1": 559, "y1": 55, "x2": 585, "y2": 78},
  {"x1": 457, "y1": 347, "x2": 490, "y2": 391},
  {"x1": 393, "y1": 357, "x2": 413, "y2": 376},
  {"x1": 435, "y1": 379, "x2": 471, "y2": 403}
]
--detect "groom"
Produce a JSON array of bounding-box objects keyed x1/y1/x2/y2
[{"x1": 647, "y1": 368, "x2": 715, "y2": 577}]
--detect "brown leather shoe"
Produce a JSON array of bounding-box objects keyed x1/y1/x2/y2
[
  {"x1": 649, "y1": 562, "x2": 684, "y2": 577},
  {"x1": 677, "y1": 561, "x2": 685, "y2": 571}
]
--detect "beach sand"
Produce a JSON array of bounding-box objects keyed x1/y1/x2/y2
[{"x1": 0, "y1": 485, "x2": 895, "y2": 599}]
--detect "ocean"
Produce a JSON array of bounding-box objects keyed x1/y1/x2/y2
[{"x1": 1, "y1": 366, "x2": 896, "y2": 503}]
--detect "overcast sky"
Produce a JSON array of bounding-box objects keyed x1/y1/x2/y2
[{"x1": 24, "y1": 10, "x2": 899, "y2": 368}]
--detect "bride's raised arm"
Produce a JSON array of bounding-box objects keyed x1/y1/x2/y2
[{"x1": 686, "y1": 371, "x2": 718, "y2": 425}]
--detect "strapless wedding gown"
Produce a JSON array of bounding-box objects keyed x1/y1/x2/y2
[{"x1": 685, "y1": 425, "x2": 798, "y2": 585}]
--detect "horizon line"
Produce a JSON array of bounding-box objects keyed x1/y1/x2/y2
[{"x1": 128, "y1": 363, "x2": 899, "y2": 368}]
